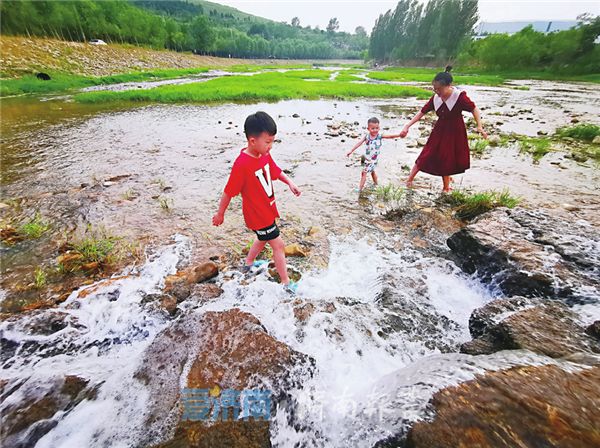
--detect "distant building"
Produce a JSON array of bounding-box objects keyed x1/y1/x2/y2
[{"x1": 474, "y1": 21, "x2": 579, "y2": 38}]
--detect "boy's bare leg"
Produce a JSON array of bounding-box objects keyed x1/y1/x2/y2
[
  {"x1": 371, "y1": 170, "x2": 379, "y2": 186},
  {"x1": 442, "y1": 176, "x2": 452, "y2": 192},
  {"x1": 246, "y1": 239, "x2": 267, "y2": 265},
  {"x1": 406, "y1": 165, "x2": 419, "y2": 187},
  {"x1": 359, "y1": 171, "x2": 368, "y2": 191},
  {"x1": 268, "y1": 236, "x2": 290, "y2": 284}
]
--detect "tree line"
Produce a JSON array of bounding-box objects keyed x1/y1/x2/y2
[
  {"x1": 0, "y1": 0, "x2": 368, "y2": 59},
  {"x1": 370, "y1": 0, "x2": 599, "y2": 74}
]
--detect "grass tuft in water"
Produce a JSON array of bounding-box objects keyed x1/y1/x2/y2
[
  {"x1": 374, "y1": 183, "x2": 405, "y2": 202},
  {"x1": 441, "y1": 189, "x2": 520, "y2": 220},
  {"x1": 556, "y1": 123, "x2": 600, "y2": 142},
  {"x1": 33, "y1": 267, "x2": 47, "y2": 289},
  {"x1": 18, "y1": 213, "x2": 50, "y2": 239},
  {"x1": 72, "y1": 228, "x2": 118, "y2": 264},
  {"x1": 517, "y1": 137, "x2": 553, "y2": 162}
]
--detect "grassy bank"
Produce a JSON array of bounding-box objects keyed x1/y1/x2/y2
[
  {"x1": 0, "y1": 67, "x2": 212, "y2": 97},
  {"x1": 74, "y1": 71, "x2": 432, "y2": 104},
  {"x1": 368, "y1": 67, "x2": 506, "y2": 86}
]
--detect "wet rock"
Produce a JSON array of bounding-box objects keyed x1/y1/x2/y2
[
  {"x1": 404, "y1": 364, "x2": 600, "y2": 448},
  {"x1": 461, "y1": 299, "x2": 598, "y2": 358},
  {"x1": 194, "y1": 283, "x2": 223, "y2": 300},
  {"x1": 562, "y1": 203, "x2": 580, "y2": 211},
  {"x1": 586, "y1": 320, "x2": 600, "y2": 340},
  {"x1": 160, "y1": 294, "x2": 178, "y2": 315},
  {"x1": 307, "y1": 226, "x2": 321, "y2": 236},
  {"x1": 447, "y1": 207, "x2": 600, "y2": 302},
  {"x1": 56, "y1": 252, "x2": 84, "y2": 271},
  {"x1": 164, "y1": 273, "x2": 192, "y2": 301},
  {"x1": 136, "y1": 309, "x2": 314, "y2": 448},
  {"x1": 0, "y1": 225, "x2": 24, "y2": 244},
  {"x1": 467, "y1": 296, "x2": 534, "y2": 339},
  {"x1": 293, "y1": 301, "x2": 316, "y2": 322},
  {"x1": 292, "y1": 113, "x2": 300, "y2": 118},
  {"x1": 487, "y1": 134, "x2": 501, "y2": 146},
  {"x1": 593, "y1": 135, "x2": 600, "y2": 145},
  {"x1": 1, "y1": 375, "x2": 95, "y2": 448},
  {"x1": 416, "y1": 138, "x2": 428, "y2": 146},
  {"x1": 186, "y1": 261, "x2": 219, "y2": 284},
  {"x1": 571, "y1": 152, "x2": 588, "y2": 162},
  {"x1": 284, "y1": 243, "x2": 307, "y2": 257}
]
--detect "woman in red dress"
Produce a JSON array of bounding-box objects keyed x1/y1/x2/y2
[{"x1": 400, "y1": 66, "x2": 487, "y2": 192}]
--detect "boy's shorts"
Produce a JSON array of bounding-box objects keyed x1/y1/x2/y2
[{"x1": 254, "y1": 222, "x2": 280, "y2": 241}]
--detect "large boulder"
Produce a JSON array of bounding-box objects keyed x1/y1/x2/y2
[
  {"x1": 404, "y1": 364, "x2": 600, "y2": 448},
  {"x1": 447, "y1": 207, "x2": 600, "y2": 303},
  {"x1": 134, "y1": 308, "x2": 314, "y2": 448},
  {"x1": 460, "y1": 298, "x2": 599, "y2": 358}
]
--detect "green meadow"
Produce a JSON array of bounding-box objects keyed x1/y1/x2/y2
[{"x1": 74, "y1": 71, "x2": 432, "y2": 104}]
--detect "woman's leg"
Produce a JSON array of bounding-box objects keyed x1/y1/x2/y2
[
  {"x1": 406, "y1": 164, "x2": 419, "y2": 187},
  {"x1": 442, "y1": 176, "x2": 452, "y2": 192}
]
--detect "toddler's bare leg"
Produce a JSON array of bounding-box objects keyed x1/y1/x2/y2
[
  {"x1": 359, "y1": 171, "x2": 368, "y2": 191},
  {"x1": 371, "y1": 170, "x2": 379, "y2": 185},
  {"x1": 268, "y1": 236, "x2": 290, "y2": 284},
  {"x1": 246, "y1": 239, "x2": 267, "y2": 265}
]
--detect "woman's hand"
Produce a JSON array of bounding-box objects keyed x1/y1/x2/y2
[
  {"x1": 477, "y1": 126, "x2": 488, "y2": 140},
  {"x1": 399, "y1": 126, "x2": 409, "y2": 138}
]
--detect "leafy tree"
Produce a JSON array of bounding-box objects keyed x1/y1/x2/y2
[{"x1": 327, "y1": 17, "x2": 340, "y2": 33}]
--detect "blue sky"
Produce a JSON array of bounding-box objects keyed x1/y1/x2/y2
[{"x1": 216, "y1": 0, "x2": 600, "y2": 33}]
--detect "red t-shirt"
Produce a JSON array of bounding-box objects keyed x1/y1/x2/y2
[{"x1": 224, "y1": 149, "x2": 282, "y2": 230}]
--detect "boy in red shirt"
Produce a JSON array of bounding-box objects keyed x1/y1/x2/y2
[{"x1": 212, "y1": 111, "x2": 301, "y2": 293}]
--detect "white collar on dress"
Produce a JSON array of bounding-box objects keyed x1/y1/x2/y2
[{"x1": 433, "y1": 88, "x2": 461, "y2": 112}]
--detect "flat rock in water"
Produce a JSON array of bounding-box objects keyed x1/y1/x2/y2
[
  {"x1": 461, "y1": 298, "x2": 599, "y2": 358},
  {"x1": 447, "y1": 207, "x2": 600, "y2": 302},
  {"x1": 403, "y1": 364, "x2": 600, "y2": 448}
]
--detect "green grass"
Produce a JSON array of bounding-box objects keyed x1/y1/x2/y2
[
  {"x1": 556, "y1": 123, "x2": 600, "y2": 142},
  {"x1": 442, "y1": 189, "x2": 520, "y2": 220},
  {"x1": 0, "y1": 67, "x2": 211, "y2": 97},
  {"x1": 469, "y1": 138, "x2": 490, "y2": 157},
  {"x1": 18, "y1": 213, "x2": 50, "y2": 239},
  {"x1": 367, "y1": 68, "x2": 506, "y2": 86},
  {"x1": 374, "y1": 183, "x2": 405, "y2": 202},
  {"x1": 74, "y1": 71, "x2": 431, "y2": 104},
  {"x1": 227, "y1": 64, "x2": 313, "y2": 72},
  {"x1": 73, "y1": 232, "x2": 117, "y2": 264},
  {"x1": 517, "y1": 136, "x2": 553, "y2": 162},
  {"x1": 33, "y1": 267, "x2": 47, "y2": 289},
  {"x1": 335, "y1": 71, "x2": 363, "y2": 82}
]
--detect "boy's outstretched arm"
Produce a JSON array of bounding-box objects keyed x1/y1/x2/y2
[
  {"x1": 346, "y1": 136, "x2": 366, "y2": 157},
  {"x1": 399, "y1": 111, "x2": 425, "y2": 138},
  {"x1": 278, "y1": 172, "x2": 301, "y2": 196},
  {"x1": 212, "y1": 193, "x2": 232, "y2": 226},
  {"x1": 382, "y1": 132, "x2": 402, "y2": 139}
]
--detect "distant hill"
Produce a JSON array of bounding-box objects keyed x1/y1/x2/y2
[{"x1": 476, "y1": 21, "x2": 578, "y2": 35}]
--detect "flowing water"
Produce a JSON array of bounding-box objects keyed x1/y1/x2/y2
[{"x1": 1, "y1": 74, "x2": 599, "y2": 446}]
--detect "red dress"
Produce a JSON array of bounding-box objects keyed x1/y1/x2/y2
[{"x1": 416, "y1": 89, "x2": 476, "y2": 176}]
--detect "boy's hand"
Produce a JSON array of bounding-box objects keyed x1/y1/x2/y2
[
  {"x1": 289, "y1": 182, "x2": 302, "y2": 196},
  {"x1": 212, "y1": 213, "x2": 224, "y2": 226},
  {"x1": 399, "y1": 127, "x2": 409, "y2": 138}
]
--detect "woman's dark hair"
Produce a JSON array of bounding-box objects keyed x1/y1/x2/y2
[
  {"x1": 433, "y1": 65, "x2": 453, "y2": 86},
  {"x1": 244, "y1": 111, "x2": 277, "y2": 138}
]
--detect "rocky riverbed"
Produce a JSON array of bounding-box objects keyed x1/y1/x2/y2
[{"x1": 1, "y1": 75, "x2": 599, "y2": 447}]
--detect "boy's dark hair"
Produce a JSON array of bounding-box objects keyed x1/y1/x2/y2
[
  {"x1": 244, "y1": 111, "x2": 277, "y2": 138},
  {"x1": 367, "y1": 117, "x2": 380, "y2": 125},
  {"x1": 433, "y1": 65, "x2": 453, "y2": 86}
]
